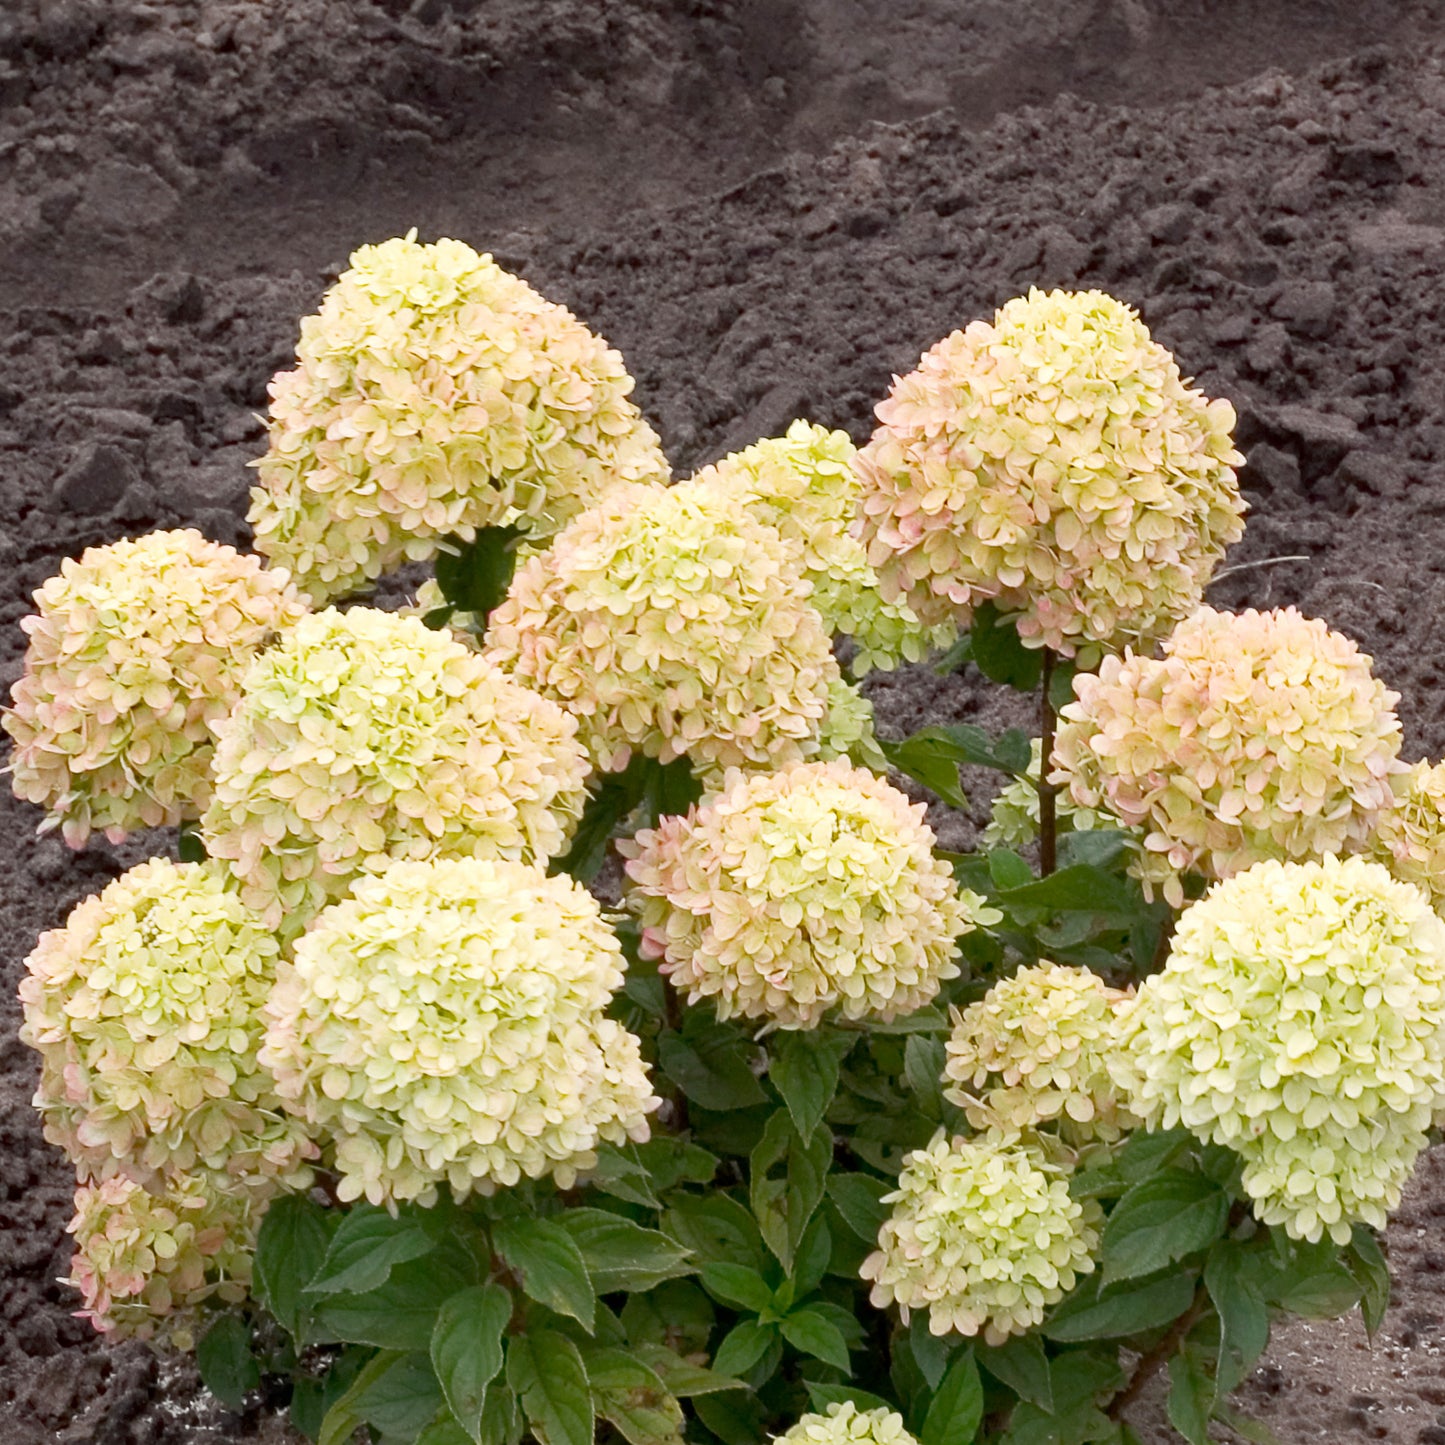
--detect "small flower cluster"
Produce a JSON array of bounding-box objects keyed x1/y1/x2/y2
[
  {"x1": 261, "y1": 857, "x2": 659, "y2": 1205},
  {"x1": 861, "y1": 1129, "x2": 1101, "y2": 1342},
  {"x1": 3, "y1": 529, "x2": 306, "y2": 847},
  {"x1": 1053, "y1": 606, "x2": 1403, "y2": 906},
  {"x1": 484, "y1": 481, "x2": 839, "y2": 780},
  {"x1": 944, "y1": 963, "x2": 1137, "y2": 1143},
  {"x1": 690, "y1": 421, "x2": 954, "y2": 674},
  {"x1": 202, "y1": 607, "x2": 590, "y2": 931},
  {"x1": 624, "y1": 760, "x2": 994, "y2": 1028},
  {"x1": 250, "y1": 232, "x2": 669, "y2": 604},
  {"x1": 854, "y1": 288, "x2": 1245, "y2": 659},
  {"x1": 1114, "y1": 856, "x2": 1445, "y2": 1243},
  {"x1": 773, "y1": 1404, "x2": 918, "y2": 1445},
  {"x1": 981, "y1": 738, "x2": 1129, "y2": 851},
  {"x1": 1370, "y1": 759, "x2": 1445, "y2": 909}
]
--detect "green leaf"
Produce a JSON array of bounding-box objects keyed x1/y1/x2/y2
[
  {"x1": 876, "y1": 733, "x2": 970, "y2": 808},
  {"x1": 506, "y1": 1331, "x2": 594, "y2": 1445},
  {"x1": 976, "y1": 1336, "x2": 1052, "y2": 1411},
  {"x1": 779, "y1": 1306, "x2": 851, "y2": 1370},
  {"x1": 712, "y1": 1319, "x2": 778, "y2": 1377},
  {"x1": 826, "y1": 1174, "x2": 891, "y2": 1242},
  {"x1": 633, "y1": 1343, "x2": 745, "y2": 1397},
  {"x1": 987, "y1": 849, "x2": 1035, "y2": 890},
  {"x1": 1057, "y1": 829, "x2": 1135, "y2": 871},
  {"x1": 584, "y1": 1348, "x2": 685, "y2": 1445},
  {"x1": 904, "y1": 1035, "x2": 948, "y2": 1120},
  {"x1": 319, "y1": 1350, "x2": 401, "y2": 1445},
  {"x1": 196, "y1": 1314, "x2": 259, "y2": 1410},
  {"x1": 419, "y1": 1421, "x2": 476, "y2": 1445},
  {"x1": 805, "y1": 1384, "x2": 896, "y2": 1416},
  {"x1": 1273, "y1": 1264, "x2": 1361, "y2": 1319},
  {"x1": 307, "y1": 1205, "x2": 438, "y2": 1297},
  {"x1": 254, "y1": 1193, "x2": 335, "y2": 1340},
  {"x1": 693, "y1": 1389, "x2": 766, "y2": 1445},
  {"x1": 658, "y1": 1017, "x2": 768, "y2": 1111},
  {"x1": 1043, "y1": 1271, "x2": 1199, "y2": 1343},
  {"x1": 751, "y1": 1111, "x2": 833, "y2": 1272},
  {"x1": 621, "y1": 1281, "x2": 716, "y2": 1355},
  {"x1": 908, "y1": 1312, "x2": 953, "y2": 1391},
  {"x1": 699, "y1": 1261, "x2": 775, "y2": 1315},
  {"x1": 1166, "y1": 1348, "x2": 1214, "y2": 1445},
  {"x1": 551, "y1": 754, "x2": 653, "y2": 883},
  {"x1": 791, "y1": 1215, "x2": 832, "y2": 1298},
  {"x1": 177, "y1": 821, "x2": 207, "y2": 863},
  {"x1": 312, "y1": 1246, "x2": 477, "y2": 1351},
  {"x1": 431, "y1": 1283, "x2": 511, "y2": 1444},
  {"x1": 1100, "y1": 1170, "x2": 1230, "y2": 1286},
  {"x1": 968, "y1": 603, "x2": 1044, "y2": 691},
  {"x1": 1115, "y1": 1127, "x2": 1192, "y2": 1182},
  {"x1": 293, "y1": 1348, "x2": 371, "y2": 1442},
  {"x1": 922, "y1": 1349, "x2": 983, "y2": 1445},
  {"x1": 477, "y1": 1383, "x2": 525, "y2": 1445},
  {"x1": 1204, "y1": 1243, "x2": 1269, "y2": 1395},
  {"x1": 494, "y1": 1217, "x2": 596, "y2": 1332},
  {"x1": 555, "y1": 1209, "x2": 694, "y2": 1294},
  {"x1": 321, "y1": 1351, "x2": 445, "y2": 1445},
  {"x1": 770, "y1": 1030, "x2": 853, "y2": 1139},
  {"x1": 996, "y1": 864, "x2": 1136, "y2": 916},
  {"x1": 588, "y1": 1145, "x2": 663, "y2": 1209},
  {"x1": 434, "y1": 524, "x2": 527, "y2": 622},
  {"x1": 1047, "y1": 657, "x2": 1078, "y2": 713},
  {"x1": 1346, "y1": 1227, "x2": 1390, "y2": 1339},
  {"x1": 662, "y1": 1195, "x2": 767, "y2": 1272},
  {"x1": 1213, "y1": 1404, "x2": 1284, "y2": 1445}
]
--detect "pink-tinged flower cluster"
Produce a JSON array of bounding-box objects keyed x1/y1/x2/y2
[
  {"x1": 250, "y1": 232, "x2": 669, "y2": 603},
  {"x1": 201, "y1": 607, "x2": 590, "y2": 931},
  {"x1": 19, "y1": 858, "x2": 314, "y2": 1189},
  {"x1": 3, "y1": 529, "x2": 306, "y2": 848},
  {"x1": 1370, "y1": 760, "x2": 1445, "y2": 909},
  {"x1": 854, "y1": 288, "x2": 1245, "y2": 658},
  {"x1": 260, "y1": 857, "x2": 659, "y2": 1206},
  {"x1": 622, "y1": 760, "x2": 996, "y2": 1028},
  {"x1": 483, "y1": 481, "x2": 840, "y2": 781},
  {"x1": 1052, "y1": 606, "x2": 1403, "y2": 906}
]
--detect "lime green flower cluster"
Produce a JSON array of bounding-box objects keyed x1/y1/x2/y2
[
  {"x1": 691, "y1": 420, "x2": 954, "y2": 674},
  {"x1": 1053, "y1": 606, "x2": 1403, "y2": 906},
  {"x1": 981, "y1": 738, "x2": 1129, "y2": 851},
  {"x1": 854, "y1": 288, "x2": 1245, "y2": 659},
  {"x1": 19, "y1": 858, "x2": 313, "y2": 1188},
  {"x1": 1114, "y1": 856, "x2": 1445, "y2": 1244},
  {"x1": 201, "y1": 607, "x2": 589, "y2": 931},
  {"x1": 260, "y1": 858, "x2": 659, "y2": 1205},
  {"x1": 250, "y1": 232, "x2": 669, "y2": 604},
  {"x1": 623, "y1": 760, "x2": 995, "y2": 1028},
  {"x1": 3, "y1": 529, "x2": 307, "y2": 848},
  {"x1": 1370, "y1": 760, "x2": 1445, "y2": 909},
  {"x1": 861, "y1": 1129, "x2": 1100, "y2": 1342},
  {"x1": 484, "y1": 481, "x2": 840, "y2": 780},
  {"x1": 773, "y1": 1404, "x2": 918, "y2": 1445},
  {"x1": 944, "y1": 963, "x2": 1137, "y2": 1144}
]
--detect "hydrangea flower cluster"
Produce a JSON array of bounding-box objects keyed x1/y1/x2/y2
[
  {"x1": 854, "y1": 288, "x2": 1245, "y2": 658},
  {"x1": 773, "y1": 1404, "x2": 919, "y2": 1445},
  {"x1": 1113, "y1": 856, "x2": 1445, "y2": 1244},
  {"x1": 201, "y1": 607, "x2": 589, "y2": 930},
  {"x1": 3, "y1": 529, "x2": 307, "y2": 848},
  {"x1": 19, "y1": 858, "x2": 313, "y2": 1189},
  {"x1": 1370, "y1": 760, "x2": 1445, "y2": 909},
  {"x1": 484, "y1": 481, "x2": 840, "y2": 780},
  {"x1": 944, "y1": 963, "x2": 1137, "y2": 1143},
  {"x1": 1052, "y1": 606, "x2": 1403, "y2": 906},
  {"x1": 260, "y1": 857, "x2": 659, "y2": 1205},
  {"x1": 690, "y1": 421, "x2": 954, "y2": 674},
  {"x1": 622, "y1": 760, "x2": 995, "y2": 1028},
  {"x1": 981, "y1": 738, "x2": 1128, "y2": 851},
  {"x1": 250, "y1": 233, "x2": 670, "y2": 605},
  {"x1": 861, "y1": 1130, "x2": 1100, "y2": 1342}
]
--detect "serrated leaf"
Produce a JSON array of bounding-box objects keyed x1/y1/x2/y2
[
  {"x1": 791, "y1": 1215, "x2": 832, "y2": 1298},
  {"x1": 996, "y1": 864, "x2": 1136, "y2": 915},
  {"x1": 987, "y1": 849, "x2": 1035, "y2": 890},
  {"x1": 693, "y1": 1389, "x2": 766, "y2": 1445},
  {"x1": 584, "y1": 1348, "x2": 685, "y2": 1445},
  {"x1": 662, "y1": 1194, "x2": 767, "y2": 1272},
  {"x1": 312, "y1": 1246, "x2": 476, "y2": 1351},
  {"x1": 196, "y1": 1314, "x2": 259, "y2": 1410},
  {"x1": 551, "y1": 754, "x2": 653, "y2": 883},
  {"x1": 431, "y1": 1283, "x2": 510, "y2": 1444},
  {"x1": 826, "y1": 1174, "x2": 892, "y2": 1242},
  {"x1": 904, "y1": 1035, "x2": 948, "y2": 1120},
  {"x1": 1166, "y1": 1348, "x2": 1214, "y2": 1445},
  {"x1": 506, "y1": 1331, "x2": 594, "y2": 1445},
  {"x1": 254, "y1": 1193, "x2": 336, "y2": 1340},
  {"x1": 1204, "y1": 1243, "x2": 1269, "y2": 1396},
  {"x1": 908, "y1": 1312, "x2": 953, "y2": 1391},
  {"x1": 555, "y1": 1208, "x2": 694, "y2": 1294},
  {"x1": 712, "y1": 1319, "x2": 778, "y2": 1377},
  {"x1": 434, "y1": 524, "x2": 527, "y2": 622},
  {"x1": 699, "y1": 1261, "x2": 775, "y2": 1314},
  {"x1": 876, "y1": 732, "x2": 971, "y2": 809},
  {"x1": 321, "y1": 1351, "x2": 445, "y2": 1445},
  {"x1": 1043, "y1": 1271, "x2": 1198, "y2": 1344},
  {"x1": 968, "y1": 603, "x2": 1043, "y2": 692},
  {"x1": 1101, "y1": 1170, "x2": 1230, "y2": 1285},
  {"x1": 805, "y1": 1384, "x2": 896, "y2": 1416},
  {"x1": 307, "y1": 1205, "x2": 437, "y2": 1297},
  {"x1": 1346, "y1": 1227, "x2": 1390, "y2": 1339},
  {"x1": 494, "y1": 1217, "x2": 595, "y2": 1332},
  {"x1": 976, "y1": 1336, "x2": 1052, "y2": 1411},
  {"x1": 769, "y1": 1030, "x2": 852, "y2": 1139},
  {"x1": 780, "y1": 1306, "x2": 851, "y2": 1370},
  {"x1": 751, "y1": 1112, "x2": 832, "y2": 1272},
  {"x1": 658, "y1": 1018, "x2": 768, "y2": 1111},
  {"x1": 922, "y1": 1349, "x2": 983, "y2": 1445},
  {"x1": 633, "y1": 1343, "x2": 744, "y2": 1397},
  {"x1": 177, "y1": 822, "x2": 207, "y2": 863}
]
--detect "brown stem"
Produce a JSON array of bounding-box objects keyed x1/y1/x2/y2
[
  {"x1": 1038, "y1": 649, "x2": 1058, "y2": 877},
  {"x1": 1106, "y1": 1279, "x2": 1210, "y2": 1422}
]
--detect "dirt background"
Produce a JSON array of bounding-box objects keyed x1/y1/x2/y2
[{"x1": 5, "y1": 0, "x2": 1445, "y2": 1440}]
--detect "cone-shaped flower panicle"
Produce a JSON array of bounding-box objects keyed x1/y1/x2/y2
[
  {"x1": 622, "y1": 759, "x2": 997, "y2": 1029},
  {"x1": 250, "y1": 231, "x2": 670, "y2": 603},
  {"x1": 483, "y1": 480, "x2": 840, "y2": 779},
  {"x1": 260, "y1": 857, "x2": 659, "y2": 1206},
  {"x1": 773, "y1": 1404, "x2": 919, "y2": 1445},
  {"x1": 690, "y1": 420, "x2": 955, "y2": 674},
  {"x1": 1371, "y1": 760, "x2": 1445, "y2": 909},
  {"x1": 201, "y1": 607, "x2": 590, "y2": 931},
  {"x1": 982, "y1": 738, "x2": 1133, "y2": 851},
  {"x1": 854, "y1": 288, "x2": 1245, "y2": 658},
  {"x1": 861, "y1": 1129, "x2": 1100, "y2": 1343},
  {"x1": 1052, "y1": 606, "x2": 1403, "y2": 906},
  {"x1": 19, "y1": 858, "x2": 314, "y2": 1189},
  {"x1": 3, "y1": 529, "x2": 307, "y2": 848},
  {"x1": 1114, "y1": 856, "x2": 1445, "y2": 1244},
  {"x1": 66, "y1": 1170, "x2": 259, "y2": 1344},
  {"x1": 944, "y1": 962, "x2": 1137, "y2": 1143}
]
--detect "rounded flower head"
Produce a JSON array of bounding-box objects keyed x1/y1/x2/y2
[
  {"x1": 944, "y1": 963, "x2": 1137, "y2": 1143},
  {"x1": 483, "y1": 481, "x2": 840, "y2": 779},
  {"x1": 260, "y1": 857, "x2": 659, "y2": 1206},
  {"x1": 773, "y1": 1404, "x2": 918, "y2": 1445},
  {"x1": 250, "y1": 232, "x2": 669, "y2": 604},
  {"x1": 622, "y1": 759, "x2": 997, "y2": 1029},
  {"x1": 201, "y1": 607, "x2": 589, "y2": 931},
  {"x1": 66, "y1": 1170, "x2": 258, "y2": 1344},
  {"x1": 855, "y1": 288, "x2": 1245, "y2": 658},
  {"x1": 690, "y1": 420, "x2": 954, "y2": 674},
  {"x1": 1052, "y1": 606, "x2": 1403, "y2": 906},
  {"x1": 1370, "y1": 760, "x2": 1445, "y2": 908},
  {"x1": 3, "y1": 529, "x2": 307, "y2": 848},
  {"x1": 19, "y1": 857, "x2": 314, "y2": 1188},
  {"x1": 1114, "y1": 856, "x2": 1445, "y2": 1244},
  {"x1": 982, "y1": 738, "x2": 1132, "y2": 851},
  {"x1": 861, "y1": 1130, "x2": 1100, "y2": 1343}
]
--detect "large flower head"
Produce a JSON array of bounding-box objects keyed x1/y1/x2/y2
[
  {"x1": 250, "y1": 232, "x2": 669, "y2": 604},
  {"x1": 201, "y1": 607, "x2": 589, "y2": 930},
  {"x1": 944, "y1": 963, "x2": 1137, "y2": 1143},
  {"x1": 773, "y1": 1404, "x2": 918, "y2": 1445},
  {"x1": 1114, "y1": 856, "x2": 1445, "y2": 1244},
  {"x1": 483, "y1": 481, "x2": 840, "y2": 779},
  {"x1": 861, "y1": 1130, "x2": 1100, "y2": 1342},
  {"x1": 19, "y1": 858, "x2": 313, "y2": 1188},
  {"x1": 260, "y1": 857, "x2": 659, "y2": 1205},
  {"x1": 855, "y1": 288, "x2": 1245, "y2": 658},
  {"x1": 1052, "y1": 606, "x2": 1403, "y2": 906},
  {"x1": 1370, "y1": 760, "x2": 1445, "y2": 909},
  {"x1": 622, "y1": 759, "x2": 996, "y2": 1029},
  {"x1": 3, "y1": 529, "x2": 306, "y2": 847},
  {"x1": 690, "y1": 420, "x2": 954, "y2": 674}
]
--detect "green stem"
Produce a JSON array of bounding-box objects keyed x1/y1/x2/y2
[{"x1": 1039, "y1": 649, "x2": 1058, "y2": 877}]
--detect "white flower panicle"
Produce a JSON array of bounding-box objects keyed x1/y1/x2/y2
[{"x1": 772, "y1": 1404, "x2": 919, "y2": 1445}]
